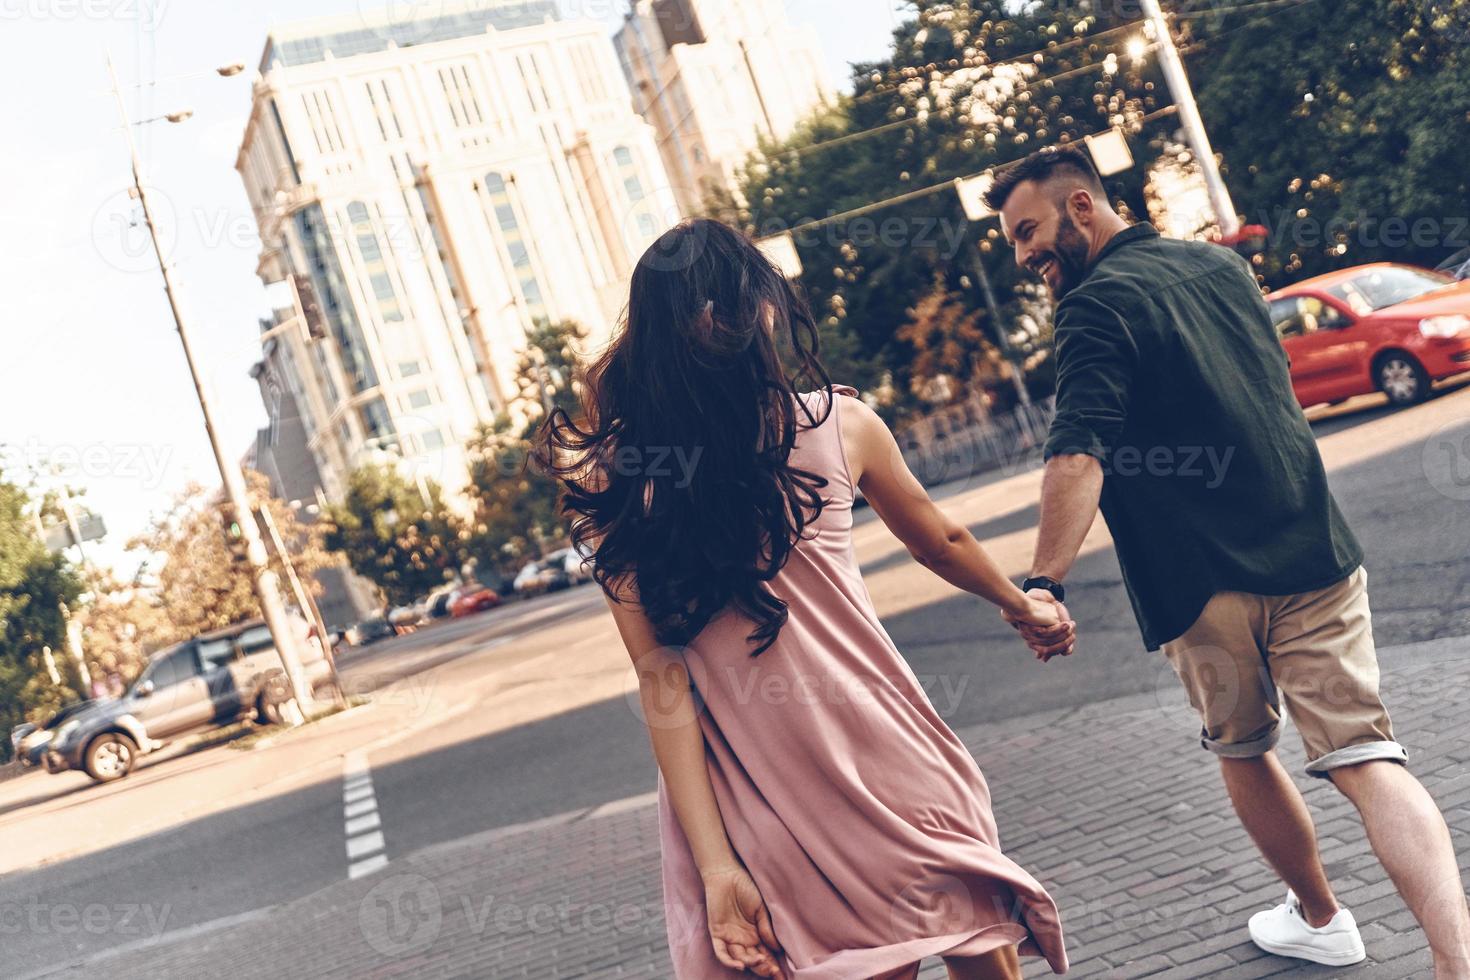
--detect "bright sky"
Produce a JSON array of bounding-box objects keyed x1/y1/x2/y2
[{"x1": 0, "y1": 0, "x2": 907, "y2": 574}]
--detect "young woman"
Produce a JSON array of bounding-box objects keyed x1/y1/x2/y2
[{"x1": 536, "y1": 219, "x2": 1071, "y2": 979}]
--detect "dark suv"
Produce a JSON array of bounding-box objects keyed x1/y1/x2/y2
[{"x1": 45, "y1": 616, "x2": 332, "y2": 782}]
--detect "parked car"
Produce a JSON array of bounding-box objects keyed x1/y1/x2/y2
[
  {"x1": 1267, "y1": 263, "x2": 1470, "y2": 408},
  {"x1": 419, "y1": 584, "x2": 460, "y2": 623},
  {"x1": 9, "y1": 701, "x2": 96, "y2": 769},
  {"x1": 561, "y1": 541, "x2": 595, "y2": 585},
  {"x1": 44, "y1": 615, "x2": 333, "y2": 783},
  {"x1": 1437, "y1": 245, "x2": 1470, "y2": 281},
  {"x1": 514, "y1": 556, "x2": 571, "y2": 596},
  {"x1": 351, "y1": 615, "x2": 397, "y2": 646},
  {"x1": 387, "y1": 604, "x2": 419, "y2": 634},
  {"x1": 450, "y1": 585, "x2": 501, "y2": 617}
]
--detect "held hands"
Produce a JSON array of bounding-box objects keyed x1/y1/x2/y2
[
  {"x1": 1003, "y1": 588, "x2": 1076, "y2": 662},
  {"x1": 700, "y1": 864, "x2": 786, "y2": 978}
]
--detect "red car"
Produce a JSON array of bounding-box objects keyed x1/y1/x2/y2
[
  {"x1": 450, "y1": 586, "x2": 501, "y2": 617},
  {"x1": 1266, "y1": 263, "x2": 1470, "y2": 408}
]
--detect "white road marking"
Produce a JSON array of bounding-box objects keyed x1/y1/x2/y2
[
  {"x1": 342, "y1": 750, "x2": 387, "y2": 878},
  {"x1": 343, "y1": 784, "x2": 375, "y2": 803},
  {"x1": 348, "y1": 853, "x2": 389, "y2": 879},
  {"x1": 346, "y1": 830, "x2": 385, "y2": 860},
  {"x1": 344, "y1": 797, "x2": 377, "y2": 818},
  {"x1": 345, "y1": 811, "x2": 381, "y2": 835}
]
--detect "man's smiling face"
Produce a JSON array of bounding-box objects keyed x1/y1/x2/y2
[{"x1": 998, "y1": 179, "x2": 1093, "y2": 299}]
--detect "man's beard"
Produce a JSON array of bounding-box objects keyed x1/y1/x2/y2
[{"x1": 1038, "y1": 211, "x2": 1091, "y2": 298}]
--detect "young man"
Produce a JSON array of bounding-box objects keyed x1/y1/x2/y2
[{"x1": 986, "y1": 145, "x2": 1470, "y2": 975}]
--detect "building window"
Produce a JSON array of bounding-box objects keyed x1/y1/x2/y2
[
  {"x1": 364, "y1": 78, "x2": 404, "y2": 140},
  {"x1": 294, "y1": 203, "x2": 377, "y2": 394},
  {"x1": 438, "y1": 63, "x2": 488, "y2": 128},
  {"x1": 482, "y1": 172, "x2": 548, "y2": 322},
  {"x1": 420, "y1": 428, "x2": 446, "y2": 451},
  {"x1": 301, "y1": 88, "x2": 347, "y2": 154},
  {"x1": 515, "y1": 52, "x2": 551, "y2": 112},
  {"x1": 406, "y1": 388, "x2": 433, "y2": 410},
  {"x1": 399, "y1": 360, "x2": 423, "y2": 378},
  {"x1": 359, "y1": 397, "x2": 396, "y2": 449},
  {"x1": 346, "y1": 201, "x2": 404, "y2": 323}
]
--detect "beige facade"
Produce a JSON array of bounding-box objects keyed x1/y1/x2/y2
[
  {"x1": 614, "y1": 0, "x2": 834, "y2": 215},
  {"x1": 236, "y1": 1, "x2": 677, "y2": 500}
]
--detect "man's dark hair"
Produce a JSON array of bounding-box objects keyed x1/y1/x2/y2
[{"x1": 982, "y1": 144, "x2": 1105, "y2": 212}]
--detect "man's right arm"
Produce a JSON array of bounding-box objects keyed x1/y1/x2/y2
[{"x1": 1023, "y1": 294, "x2": 1138, "y2": 649}]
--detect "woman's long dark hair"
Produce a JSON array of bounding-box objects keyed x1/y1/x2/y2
[{"x1": 533, "y1": 219, "x2": 834, "y2": 655}]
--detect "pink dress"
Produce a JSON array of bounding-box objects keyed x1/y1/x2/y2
[{"x1": 657, "y1": 385, "x2": 1069, "y2": 978}]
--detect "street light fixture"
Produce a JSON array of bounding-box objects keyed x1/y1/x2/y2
[{"x1": 104, "y1": 52, "x2": 315, "y2": 718}]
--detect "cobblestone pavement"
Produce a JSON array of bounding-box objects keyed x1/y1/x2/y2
[{"x1": 40, "y1": 637, "x2": 1470, "y2": 980}]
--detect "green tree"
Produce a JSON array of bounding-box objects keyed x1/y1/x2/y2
[
  {"x1": 323, "y1": 465, "x2": 462, "y2": 608},
  {"x1": 1188, "y1": 0, "x2": 1470, "y2": 286},
  {"x1": 0, "y1": 479, "x2": 82, "y2": 760},
  {"x1": 713, "y1": 0, "x2": 1174, "y2": 420},
  {"x1": 129, "y1": 471, "x2": 334, "y2": 639},
  {"x1": 462, "y1": 320, "x2": 586, "y2": 581}
]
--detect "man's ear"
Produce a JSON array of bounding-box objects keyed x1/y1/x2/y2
[{"x1": 1065, "y1": 187, "x2": 1096, "y2": 227}]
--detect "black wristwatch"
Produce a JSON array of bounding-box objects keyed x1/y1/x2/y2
[{"x1": 1021, "y1": 576, "x2": 1066, "y2": 603}]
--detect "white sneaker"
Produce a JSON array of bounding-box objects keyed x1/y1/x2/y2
[{"x1": 1248, "y1": 889, "x2": 1366, "y2": 966}]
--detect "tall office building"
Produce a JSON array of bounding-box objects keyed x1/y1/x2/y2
[
  {"x1": 614, "y1": 0, "x2": 834, "y2": 214},
  {"x1": 236, "y1": 1, "x2": 677, "y2": 501}
]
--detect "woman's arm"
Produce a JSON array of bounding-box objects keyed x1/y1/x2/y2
[
  {"x1": 603, "y1": 576, "x2": 739, "y2": 873},
  {"x1": 839, "y1": 395, "x2": 1072, "y2": 642},
  {"x1": 602, "y1": 576, "x2": 785, "y2": 976}
]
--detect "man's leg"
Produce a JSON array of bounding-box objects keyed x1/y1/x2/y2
[
  {"x1": 1272, "y1": 566, "x2": 1466, "y2": 974},
  {"x1": 1162, "y1": 593, "x2": 1342, "y2": 920},
  {"x1": 1218, "y1": 751, "x2": 1340, "y2": 926},
  {"x1": 1329, "y1": 761, "x2": 1470, "y2": 978}
]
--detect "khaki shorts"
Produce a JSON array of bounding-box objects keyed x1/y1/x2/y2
[{"x1": 1160, "y1": 566, "x2": 1408, "y2": 779}]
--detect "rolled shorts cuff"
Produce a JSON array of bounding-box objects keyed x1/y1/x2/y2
[
  {"x1": 1304, "y1": 740, "x2": 1409, "y2": 780},
  {"x1": 1200, "y1": 725, "x2": 1280, "y2": 759}
]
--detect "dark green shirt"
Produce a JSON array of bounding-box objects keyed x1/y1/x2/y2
[{"x1": 1043, "y1": 223, "x2": 1362, "y2": 650}]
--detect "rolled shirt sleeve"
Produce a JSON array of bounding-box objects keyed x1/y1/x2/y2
[{"x1": 1043, "y1": 293, "x2": 1140, "y2": 462}]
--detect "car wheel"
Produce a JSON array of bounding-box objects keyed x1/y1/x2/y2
[
  {"x1": 1376, "y1": 354, "x2": 1429, "y2": 405},
  {"x1": 84, "y1": 732, "x2": 137, "y2": 782},
  {"x1": 256, "y1": 672, "x2": 291, "y2": 725}
]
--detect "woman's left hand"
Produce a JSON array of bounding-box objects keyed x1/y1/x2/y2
[{"x1": 700, "y1": 864, "x2": 786, "y2": 978}]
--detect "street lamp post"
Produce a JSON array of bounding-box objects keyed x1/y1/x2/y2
[
  {"x1": 105, "y1": 54, "x2": 313, "y2": 717},
  {"x1": 1139, "y1": 0, "x2": 1240, "y2": 238}
]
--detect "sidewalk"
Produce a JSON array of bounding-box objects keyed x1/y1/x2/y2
[{"x1": 42, "y1": 635, "x2": 1470, "y2": 980}]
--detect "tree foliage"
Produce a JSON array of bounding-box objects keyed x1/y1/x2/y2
[
  {"x1": 0, "y1": 479, "x2": 82, "y2": 760},
  {"x1": 462, "y1": 319, "x2": 585, "y2": 581},
  {"x1": 1188, "y1": 0, "x2": 1470, "y2": 286},
  {"x1": 323, "y1": 465, "x2": 461, "y2": 608},
  {"x1": 129, "y1": 471, "x2": 333, "y2": 639},
  {"x1": 712, "y1": 0, "x2": 1172, "y2": 420}
]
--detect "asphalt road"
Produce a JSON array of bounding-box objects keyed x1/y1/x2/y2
[{"x1": 3, "y1": 381, "x2": 1467, "y2": 976}]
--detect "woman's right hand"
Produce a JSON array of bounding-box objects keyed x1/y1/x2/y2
[{"x1": 700, "y1": 865, "x2": 786, "y2": 978}]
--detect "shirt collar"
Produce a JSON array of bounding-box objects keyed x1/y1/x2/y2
[{"x1": 1092, "y1": 222, "x2": 1160, "y2": 266}]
